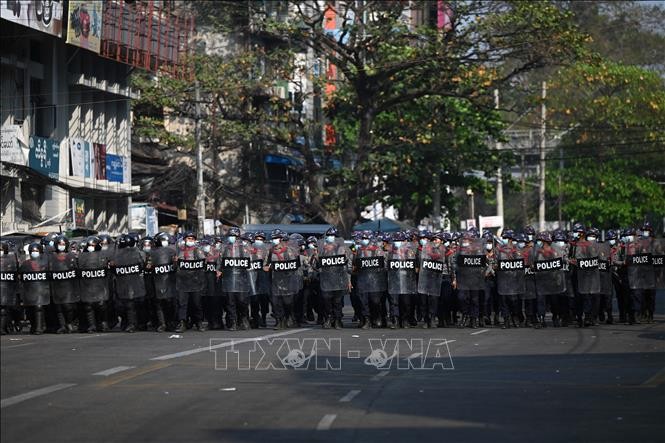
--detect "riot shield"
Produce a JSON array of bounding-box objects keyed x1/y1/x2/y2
[
  {"x1": 597, "y1": 242, "x2": 612, "y2": 295},
  {"x1": 533, "y1": 243, "x2": 566, "y2": 295},
  {"x1": 652, "y1": 238, "x2": 664, "y2": 290},
  {"x1": 19, "y1": 256, "x2": 51, "y2": 306},
  {"x1": 455, "y1": 239, "x2": 486, "y2": 291},
  {"x1": 269, "y1": 243, "x2": 302, "y2": 296},
  {"x1": 574, "y1": 241, "x2": 601, "y2": 294},
  {"x1": 175, "y1": 247, "x2": 206, "y2": 292},
  {"x1": 522, "y1": 246, "x2": 536, "y2": 300},
  {"x1": 203, "y1": 249, "x2": 220, "y2": 297},
  {"x1": 387, "y1": 242, "x2": 418, "y2": 295},
  {"x1": 417, "y1": 243, "x2": 445, "y2": 297},
  {"x1": 150, "y1": 247, "x2": 177, "y2": 300},
  {"x1": 0, "y1": 254, "x2": 19, "y2": 306},
  {"x1": 355, "y1": 243, "x2": 387, "y2": 294},
  {"x1": 495, "y1": 245, "x2": 526, "y2": 296},
  {"x1": 78, "y1": 251, "x2": 110, "y2": 303},
  {"x1": 624, "y1": 238, "x2": 655, "y2": 290},
  {"x1": 49, "y1": 252, "x2": 80, "y2": 304},
  {"x1": 249, "y1": 243, "x2": 271, "y2": 296},
  {"x1": 114, "y1": 248, "x2": 146, "y2": 300},
  {"x1": 317, "y1": 239, "x2": 350, "y2": 292},
  {"x1": 219, "y1": 243, "x2": 251, "y2": 293}
]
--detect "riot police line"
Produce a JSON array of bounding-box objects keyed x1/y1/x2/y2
[{"x1": 0, "y1": 222, "x2": 663, "y2": 335}]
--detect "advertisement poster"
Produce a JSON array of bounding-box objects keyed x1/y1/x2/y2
[
  {"x1": 66, "y1": 1, "x2": 102, "y2": 53},
  {"x1": 28, "y1": 135, "x2": 60, "y2": 179},
  {"x1": 105, "y1": 153, "x2": 124, "y2": 183},
  {"x1": 0, "y1": 125, "x2": 29, "y2": 166},
  {"x1": 94, "y1": 142, "x2": 106, "y2": 179},
  {"x1": 1, "y1": 0, "x2": 64, "y2": 37},
  {"x1": 72, "y1": 198, "x2": 85, "y2": 229}
]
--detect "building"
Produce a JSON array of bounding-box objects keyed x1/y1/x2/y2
[{"x1": 1, "y1": 0, "x2": 192, "y2": 236}]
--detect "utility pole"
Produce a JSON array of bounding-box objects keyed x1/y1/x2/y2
[
  {"x1": 195, "y1": 80, "x2": 205, "y2": 236},
  {"x1": 538, "y1": 81, "x2": 547, "y2": 231},
  {"x1": 494, "y1": 89, "x2": 503, "y2": 221},
  {"x1": 432, "y1": 171, "x2": 441, "y2": 229}
]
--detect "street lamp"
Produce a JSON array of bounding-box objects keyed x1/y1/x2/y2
[{"x1": 466, "y1": 188, "x2": 475, "y2": 220}]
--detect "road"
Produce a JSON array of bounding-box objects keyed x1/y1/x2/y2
[{"x1": 2, "y1": 296, "x2": 664, "y2": 443}]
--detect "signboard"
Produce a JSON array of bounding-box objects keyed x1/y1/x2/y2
[
  {"x1": 130, "y1": 204, "x2": 159, "y2": 236},
  {"x1": 204, "y1": 219, "x2": 215, "y2": 236},
  {"x1": 479, "y1": 215, "x2": 504, "y2": 229},
  {"x1": 69, "y1": 137, "x2": 94, "y2": 178},
  {"x1": 93, "y1": 143, "x2": 106, "y2": 179},
  {"x1": 72, "y1": 198, "x2": 85, "y2": 228},
  {"x1": 0, "y1": 125, "x2": 28, "y2": 166},
  {"x1": 28, "y1": 135, "x2": 60, "y2": 179},
  {"x1": 105, "y1": 153, "x2": 124, "y2": 183},
  {"x1": 66, "y1": 1, "x2": 102, "y2": 53},
  {"x1": 1, "y1": 0, "x2": 64, "y2": 37}
]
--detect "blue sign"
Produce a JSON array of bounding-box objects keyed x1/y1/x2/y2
[
  {"x1": 28, "y1": 136, "x2": 60, "y2": 179},
  {"x1": 106, "y1": 153, "x2": 124, "y2": 183}
]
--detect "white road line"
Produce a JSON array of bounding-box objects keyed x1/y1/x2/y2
[
  {"x1": 77, "y1": 334, "x2": 113, "y2": 340},
  {"x1": 370, "y1": 371, "x2": 390, "y2": 381},
  {"x1": 1, "y1": 383, "x2": 76, "y2": 409},
  {"x1": 339, "y1": 389, "x2": 361, "y2": 403},
  {"x1": 150, "y1": 328, "x2": 311, "y2": 361},
  {"x1": 316, "y1": 414, "x2": 337, "y2": 431},
  {"x1": 2, "y1": 342, "x2": 36, "y2": 349},
  {"x1": 406, "y1": 352, "x2": 422, "y2": 360},
  {"x1": 470, "y1": 329, "x2": 489, "y2": 335},
  {"x1": 93, "y1": 366, "x2": 136, "y2": 376}
]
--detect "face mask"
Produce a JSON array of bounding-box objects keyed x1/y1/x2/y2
[
  {"x1": 485, "y1": 243, "x2": 493, "y2": 251},
  {"x1": 308, "y1": 243, "x2": 316, "y2": 249},
  {"x1": 228, "y1": 236, "x2": 236, "y2": 244},
  {"x1": 572, "y1": 232, "x2": 580, "y2": 239},
  {"x1": 30, "y1": 251, "x2": 40, "y2": 259},
  {"x1": 536, "y1": 240, "x2": 543, "y2": 248},
  {"x1": 642, "y1": 231, "x2": 650, "y2": 237},
  {"x1": 554, "y1": 241, "x2": 565, "y2": 247},
  {"x1": 161, "y1": 241, "x2": 169, "y2": 248},
  {"x1": 203, "y1": 245, "x2": 211, "y2": 253},
  {"x1": 215, "y1": 243, "x2": 223, "y2": 250},
  {"x1": 419, "y1": 239, "x2": 427, "y2": 246},
  {"x1": 527, "y1": 235, "x2": 534, "y2": 242},
  {"x1": 501, "y1": 238, "x2": 509, "y2": 245},
  {"x1": 57, "y1": 244, "x2": 66, "y2": 252},
  {"x1": 143, "y1": 246, "x2": 151, "y2": 251},
  {"x1": 517, "y1": 242, "x2": 526, "y2": 249},
  {"x1": 48, "y1": 240, "x2": 54, "y2": 247},
  {"x1": 185, "y1": 240, "x2": 195, "y2": 247},
  {"x1": 444, "y1": 241, "x2": 450, "y2": 247},
  {"x1": 361, "y1": 239, "x2": 370, "y2": 246},
  {"x1": 393, "y1": 241, "x2": 403, "y2": 248},
  {"x1": 587, "y1": 236, "x2": 596, "y2": 242},
  {"x1": 461, "y1": 242, "x2": 470, "y2": 248},
  {"x1": 609, "y1": 239, "x2": 616, "y2": 246},
  {"x1": 254, "y1": 240, "x2": 264, "y2": 246},
  {"x1": 0, "y1": 251, "x2": 4, "y2": 256},
  {"x1": 626, "y1": 236, "x2": 634, "y2": 243},
  {"x1": 87, "y1": 246, "x2": 95, "y2": 252},
  {"x1": 325, "y1": 236, "x2": 335, "y2": 243},
  {"x1": 272, "y1": 239, "x2": 280, "y2": 245}
]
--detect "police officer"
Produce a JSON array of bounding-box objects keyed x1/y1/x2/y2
[
  {"x1": 79, "y1": 236, "x2": 111, "y2": 333},
  {"x1": 49, "y1": 235, "x2": 79, "y2": 333},
  {"x1": 175, "y1": 231, "x2": 206, "y2": 332},
  {"x1": 387, "y1": 231, "x2": 418, "y2": 328},
  {"x1": 302, "y1": 235, "x2": 320, "y2": 324},
  {"x1": 265, "y1": 229, "x2": 302, "y2": 329},
  {"x1": 19, "y1": 243, "x2": 50, "y2": 334},
  {"x1": 454, "y1": 231, "x2": 485, "y2": 328},
  {"x1": 495, "y1": 229, "x2": 522, "y2": 329},
  {"x1": 482, "y1": 230, "x2": 499, "y2": 327},
  {"x1": 219, "y1": 227, "x2": 252, "y2": 331},
  {"x1": 147, "y1": 232, "x2": 178, "y2": 332},
  {"x1": 249, "y1": 232, "x2": 272, "y2": 328},
  {"x1": 114, "y1": 234, "x2": 147, "y2": 333},
  {"x1": 437, "y1": 232, "x2": 455, "y2": 328},
  {"x1": 200, "y1": 236, "x2": 220, "y2": 330},
  {"x1": 417, "y1": 230, "x2": 446, "y2": 329},
  {"x1": 354, "y1": 231, "x2": 387, "y2": 328},
  {"x1": 140, "y1": 236, "x2": 156, "y2": 330},
  {"x1": 0, "y1": 241, "x2": 19, "y2": 335},
  {"x1": 316, "y1": 227, "x2": 351, "y2": 329}
]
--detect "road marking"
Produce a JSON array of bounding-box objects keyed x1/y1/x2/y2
[
  {"x1": 641, "y1": 367, "x2": 665, "y2": 388},
  {"x1": 339, "y1": 389, "x2": 361, "y2": 402},
  {"x1": 1, "y1": 383, "x2": 76, "y2": 408},
  {"x1": 77, "y1": 334, "x2": 113, "y2": 340},
  {"x1": 2, "y1": 342, "x2": 36, "y2": 349},
  {"x1": 150, "y1": 328, "x2": 311, "y2": 361},
  {"x1": 470, "y1": 329, "x2": 489, "y2": 335},
  {"x1": 97, "y1": 362, "x2": 171, "y2": 387},
  {"x1": 316, "y1": 414, "x2": 337, "y2": 431},
  {"x1": 406, "y1": 352, "x2": 422, "y2": 360},
  {"x1": 370, "y1": 371, "x2": 390, "y2": 381},
  {"x1": 93, "y1": 366, "x2": 136, "y2": 376}
]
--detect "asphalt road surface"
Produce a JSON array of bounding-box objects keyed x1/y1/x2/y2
[{"x1": 2, "y1": 294, "x2": 664, "y2": 443}]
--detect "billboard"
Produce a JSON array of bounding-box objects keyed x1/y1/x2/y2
[
  {"x1": 0, "y1": 125, "x2": 29, "y2": 166},
  {"x1": 28, "y1": 135, "x2": 60, "y2": 179},
  {"x1": 72, "y1": 198, "x2": 86, "y2": 229},
  {"x1": 68, "y1": 137, "x2": 94, "y2": 178},
  {"x1": 1, "y1": 0, "x2": 64, "y2": 37},
  {"x1": 105, "y1": 153, "x2": 124, "y2": 183},
  {"x1": 66, "y1": 0, "x2": 102, "y2": 53}
]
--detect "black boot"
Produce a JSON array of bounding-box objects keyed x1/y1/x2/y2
[
  {"x1": 274, "y1": 318, "x2": 285, "y2": 330},
  {"x1": 540, "y1": 315, "x2": 547, "y2": 328},
  {"x1": 56, "y1": 309, "x2": 67, "y2": 334},
  {"x1": 469, "y1": 317, "x2": 478, "y2": 329},
  {"x1": 155, "y1": 305, "x2": 167, "y2": 332},
  {"x1": 458, "y1": 315, "x2": 468, "y2": 329},
  {"x1": 334, "y1": 318, "x2": 343, "y2": 329},
  {"x1": 0, "y1": 308, "x2": 8, "y2": 335},
  {"x1": 552, "y1": 315, "x2": 560, "y2": 327},
  {"x1": 124, "y1": 303, "x2": 137, "y2": 333},
  {"x1": 605, "y1": 313, "x2": 613, "y2": 325},
  {"x1": 388, "y1": 316, "x2": 397, "y2": 329},
  {"x1": 85, "y1": 305, "x2": 97, "y2": 333},
  {"x1": 502, "y1": 316, "x2": 510, "y2": 329},
  {"x1": 174, "y1": 320, "x2": 186, "y2": 333},
  {"x1": 32, "y1": 307, "x2": 45, "y2": 335},
  {"x1": 240, "y1": 317, "x2": 250, "y2": 331}
]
